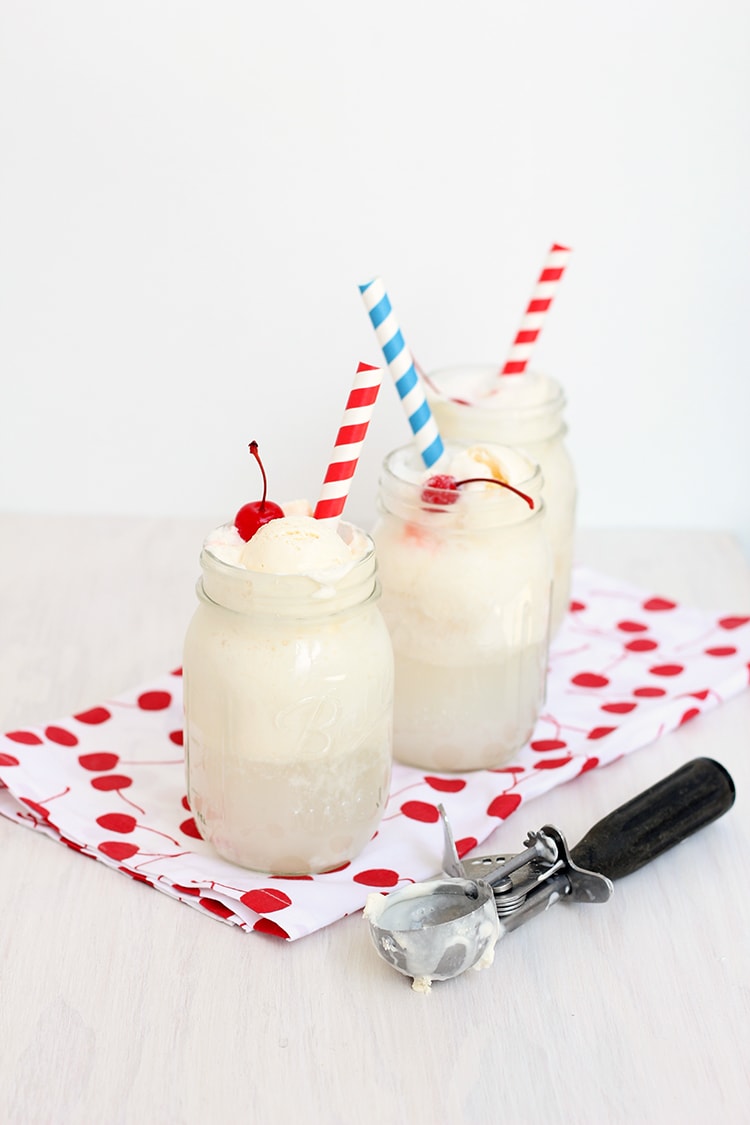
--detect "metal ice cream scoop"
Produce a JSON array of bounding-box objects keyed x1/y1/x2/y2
[{"x1": 365, "y1": 758, "x2": 735, "y2": 990}]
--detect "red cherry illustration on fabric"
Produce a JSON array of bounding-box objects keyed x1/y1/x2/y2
[
  {"x1": 125, "y1": 871, "x2": 154, "y2": 886},
  {"x1": 488, "y1": 792, "x2": 522, "y2": 819},
  {"x1": 19, "y1": 786, "x2": 69, "y2": 822},
  {"x1": 423, "y1": 776, "x2": 467, "y2": 793},
  {"x1": 95, "y1": 812, "x2": 180, "y2": 846},
  {"x1": 572, "y1": 672, "x2": 610, "y2": 689},
  {"x1": 45, "y1": 725, "x2": 78, "y2": 746},
  {"x1": 400, "y1": 800, "x2": 440, "y2": 823},
  {"x1": 89, "y1": 773, "x2": 143, "y2": 814},
  {"x1": 234, "y1": 440, "x2": 285, "y2": 541},
  {"x1": 137, "y1": 691, "x2": 172, "y2": 711},
  {"x1": 625, "y1": 639, "x2": 658, "y2": 653},
  {"x1": 455, "y1": 837, "x2": 478, "y2": 858},
  {"x1": 240, "y1": 888, "x2": 293, "y2": 912},
  {"x1": 643, "y1": 597, "x2": 677, "y2": 612},
  {"x1": 6, "y1": 730, "x2": 42, "y2": 744},
  {"x1": 91, "y1": 774, "x2": 133, "y2": 792},
  {"x1": 199, "y1": 897, "x2": 235, "y2": 920},
  {"x1": 99, "y1": 841, "x2": 139, "y2": 861},
  {"x1": 20, "y1": 798, "x2": 52, "y2": 821},
  {"x1": 530, "y1": 739, "x2": 568, "y2": 752},
  {"x1": 96, "y1": 813, "x2": 137, "y2": 833},
  {"x1": 74, "y1": 707, "x2": 111, "y2": 724},
  {"x1": 253, "y1": 918, "x2": 290, "y2": 939},
  {"x1": 179, "y1": 817, "x2": 202, "y2": 839},
  {"x1": 79, "y1": 752, "x2": 119, "y2": 771},
  {"x1": 680, "y1": 707, "x2": 701, "y2": 725},
  {"x1": 352, "y1": 869, "x2": 401, "y2": 888},
  {"x1": 649, "y1": 663, "x2": 685, "y2": 677}
]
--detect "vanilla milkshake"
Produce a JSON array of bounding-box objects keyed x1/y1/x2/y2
[
  {"x1": 426, "y1": 366, "x2": 575, "y2": 635},
  {"x1": 183, "y1": 515, "x2": 394, "y2": 875},
  {"x1": 371, "y1": 441, "x2": 552, "y2": 771}
]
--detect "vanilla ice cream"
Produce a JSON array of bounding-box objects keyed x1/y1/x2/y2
[
  {"x1": 371, "y1": 441, "x2": 552, "y2": 771},
  {"x1": 240, "y1": 515, "x2": 355, "y2": 573},
  {"x1": 426, "y1": 365, "x2": 576, "y2": 634},
  {"x1": 183, "y1": 513, "x2": 394, "y2": 875}
]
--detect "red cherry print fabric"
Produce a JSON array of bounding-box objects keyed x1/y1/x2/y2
[{"x1": 1, "y1": 568, "x2": 749, "y2": 942}]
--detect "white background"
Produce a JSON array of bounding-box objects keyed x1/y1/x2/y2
[{"x1": 1, "y1": 1, "x2": 749, "y2": 556}]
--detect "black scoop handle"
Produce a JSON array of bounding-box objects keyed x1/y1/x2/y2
[{"x1": 570, "y1": 758, "x2": 735, "y2": 882}]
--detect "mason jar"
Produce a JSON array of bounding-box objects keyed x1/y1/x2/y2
[
  {"x1": 426, "y1": 365, "x2": 576, "y2": 636},
  {"x1": 371, "y1": 442, "x2": 552, "y2": 772},
  {"x1": 182, "y1": 523, "x2": 394, "y2": 875}
]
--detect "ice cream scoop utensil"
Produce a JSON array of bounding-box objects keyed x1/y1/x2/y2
[{"x1": 366, "y1": 758, "x2": 735, "y2": 987}]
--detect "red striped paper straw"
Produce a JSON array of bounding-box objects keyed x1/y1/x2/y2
[
  {"x1": 500, "y1": 243, "x2": 572, "y2": 376},
  {"x1": 314, "y1": 362, "x2": 383, "y2": 524}
]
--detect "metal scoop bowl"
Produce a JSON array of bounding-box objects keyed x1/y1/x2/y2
[{"x1": 364, "y1": 877, "x2": 501, "y2": 991}]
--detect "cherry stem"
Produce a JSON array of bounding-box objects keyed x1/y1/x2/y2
[
  {"x1": 249, "y1": 440, "x2": 267, "y2": 509},
  {"x1": 454, "y1": 477, "x2": 535, "y2": 510}
]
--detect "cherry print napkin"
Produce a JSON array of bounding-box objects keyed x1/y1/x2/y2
[{"x1": 1, "y1": 566, "x2": 749, "y2": 942}]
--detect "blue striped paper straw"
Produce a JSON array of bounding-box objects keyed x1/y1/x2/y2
[{"x1": 359, "y1": 277, "x2": 445, "y2": 468}]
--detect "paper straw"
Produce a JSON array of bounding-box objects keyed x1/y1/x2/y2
[
  {"x1": 500, "y1": 243, "x2": 572, "y2": 376},
  {"x1": 359, "y1": 277, "x2": 445, "y2": 468},
  {"x1": 314, "y1": 362, "x2": 383, "y2": 523}
]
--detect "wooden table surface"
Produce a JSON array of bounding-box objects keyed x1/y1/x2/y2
[{"x1": 1, "y1": 516, "x2": 748, "y2": 1125}]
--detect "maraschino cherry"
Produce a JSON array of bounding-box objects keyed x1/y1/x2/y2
[
  {"x1": 234, "y1": 441, "x2": 285, "y2": 541},
  {"x1": 421, "y1": 474, "x2": 534, "y2": 509}
]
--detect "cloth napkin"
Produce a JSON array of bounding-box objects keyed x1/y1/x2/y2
[{"x1": 1, "y1": 566, "x2": 748, "y2": 941}]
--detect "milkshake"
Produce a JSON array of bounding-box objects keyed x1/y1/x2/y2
[
  {"x1": 371, "y1": 441, "x2": 552, "y2": 772},
  {"x1": 426, "y1": 365, "x2": 575, "y2": 636},
  {"x1": 183, "y1": 513, "x2": 394, "y2": 875}
]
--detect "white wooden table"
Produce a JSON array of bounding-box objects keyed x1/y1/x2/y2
[{"x1": 1, "y1": 517, "x2": 748, "y2": 1125}]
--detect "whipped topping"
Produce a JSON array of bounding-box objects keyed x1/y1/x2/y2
[{"x1": 241, "y1": 516, "x2": 354, "y2": 573}]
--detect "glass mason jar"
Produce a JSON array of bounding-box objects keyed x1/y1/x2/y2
[
  {"x1": 182, "y1": 523, "x2": 394, "y2": 875},
  {"x1": 426, "y1": 365, "x2": 576, "y2": 636},
  {"x1": 371, "y1": 443, "x2": 552, "y2": 772}
]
